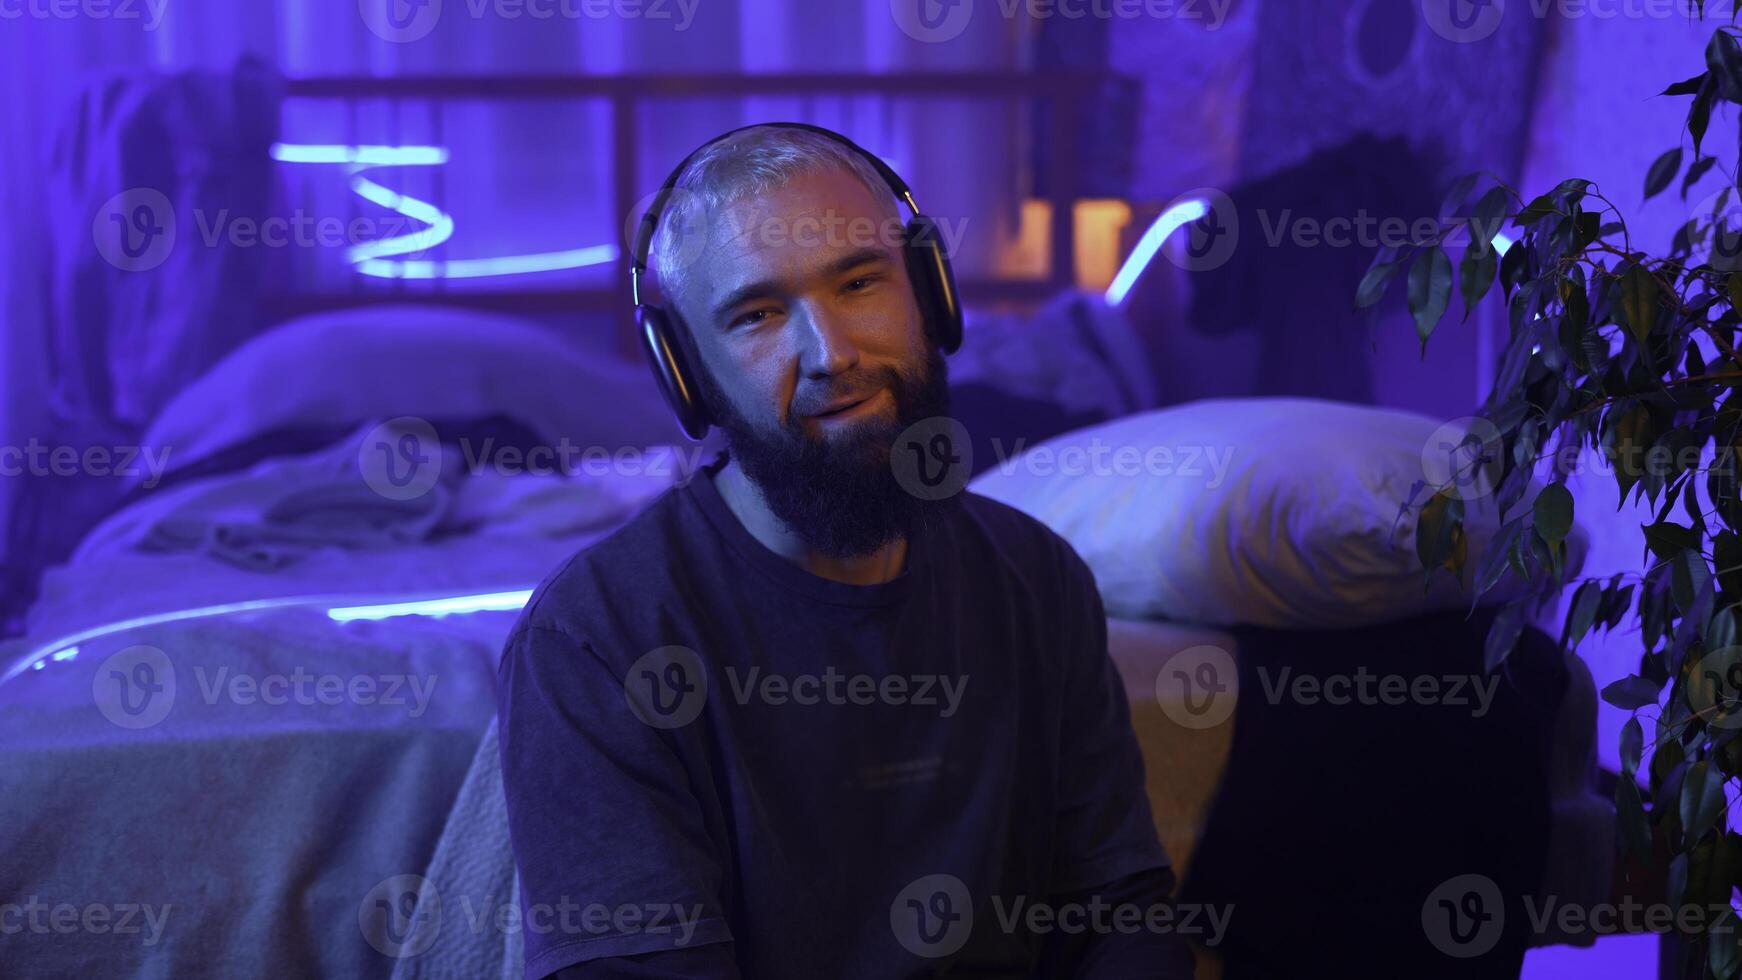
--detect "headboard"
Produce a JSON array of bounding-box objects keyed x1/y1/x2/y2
[{"x1": 270, "y1": 70, "x2": 1136, "y2": 357}]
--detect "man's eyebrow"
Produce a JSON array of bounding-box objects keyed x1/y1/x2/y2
[{"x1": 707, "y1": 247, "x2": 895, "y2": 325}]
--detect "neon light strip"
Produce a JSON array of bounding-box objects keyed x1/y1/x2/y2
[
  {"x1": 270, "y1": 143, "x2": 449, "y2": 166},
  {"x1": 1104, "y1": 198, "x2": 1209, "y2": 307},
  {"x1": 4, "y1": 596, "x2": 342, "y2": 684},
  {"x1": 353, "y1": 245, "x2": 619, "y2": 280},
  {"x1": 2, "y1": 589, "x2": 535, "y2": 685},
  {"x1": 346, "y1": 171, "x2": 455, "y2": 261},
  {"x1": 272, "y1": 142, "x2": 619, "y2": 281},
  {"x1": 326, "y1": 590, "x2": 534, "y2": 622}
]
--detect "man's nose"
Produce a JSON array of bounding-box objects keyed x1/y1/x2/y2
[{"x1": 793, "y1": 302, "x2": 861, "y2": 378}]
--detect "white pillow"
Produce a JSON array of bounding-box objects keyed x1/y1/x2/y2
[
  {"x1": 967, "y1": 397, "x2": 1587, "y2": 630},
  {"x1": 140, "y1": 305, "x2": 683, "y2": 480}
]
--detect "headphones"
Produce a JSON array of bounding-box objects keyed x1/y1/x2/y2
[{"x1": 629, "y1": 122, "x2": 962, "y2": 441}]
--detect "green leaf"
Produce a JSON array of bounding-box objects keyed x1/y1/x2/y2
[
  {"x1": 1470, "y1": 520, "x2": 1523, "y2": 606},
  {"x1": 1709, "y1": 909, "x2": 1741, "y2": 977},
  {"x1": 1562, "y1": 579, "x2": 1603, "y2": 650},
  {"x1": 1534, "y1": 483, "x2": 1575, "y2": 541},
  {"x1": 1616, "y1": 775, "x2": 1652, "y2": 863},
  {"x1": 1707, "y1": 607, "x2": 1738, "y2": 655},
  {"x1": 1469, "y1": 186, "x2": 1511, "y2": 248},
  {"x1": 1692, "y1": 74, "x2": 1719, "y2": 158},
  {"x1": 1621, "y1": 715, "x2": 1643, "y2": 776},
  {"x1": 1416, "y1": 489, "x2": 1466, "y2": 576},
  {"x1": 1602, "y1": 674, "x2": 1664, "y2": 709},
  {"x1": 1683, "y1": 760, "x2": 1726, "y2": 847},
  {"x1": 1518, "y1": 191, "x2": 1559, "y2": 225},
  {"x1": 1500, "y1": 233, "x2": 1530, "y2": 299},
  {"x1": 1484, "y1": 600, "x2": 1526, "y2": 672},
  {"x1": 1620, "y1": 264, "x2": 1659, "y2": 343},
  {"x1": 1459, "y1": 242, "x2": 1498, "y2": 319},
  {"x1": 1407, "y1": 247, "x2": 1454, "y2": 350},
  {"x1": 1604, "y1": 405, "x2": 1655, "y2": 503},
  {"x1": 1355, "y1": 258, "x2": 1399, "y2": 310},
  {"x1": 1644, "y1": 520, "x2": 1700, "y2": 559},
  {"x1": 1440, "y1": 173, "x2": 1478, "y2": 220},
  {"x1": 1664, "y1": 71, "x2": 1711, "y2": 96},
  {"x1": 1683, "y1": 154, "x2": 1719, "y2": 199},
  {"x1": 1708, "y1": 28, "x2": 1742, "y2": 102},
  {"x1": 1645, "y1": 147, "x2": 1683, "y2": 201}
]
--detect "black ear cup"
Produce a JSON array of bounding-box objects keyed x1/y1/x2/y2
[
  {"x1": 638, "y1": 305, "x2": 713, "y2": 442},
  {"x1": 902, "y1": 215, "x2": 963, "y2": 354}
]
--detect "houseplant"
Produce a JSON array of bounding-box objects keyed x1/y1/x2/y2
[{"x1": 1358, "y1": 8, "x2": 1742, "y2": 975}]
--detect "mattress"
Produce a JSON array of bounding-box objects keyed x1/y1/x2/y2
[{"x1": 1107, "y1": 616, "x2": 1240, "y2": 882}]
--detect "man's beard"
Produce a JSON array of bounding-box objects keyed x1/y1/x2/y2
[{"x1": 697, "y1": 340, "x2": 952, "y2": 561}]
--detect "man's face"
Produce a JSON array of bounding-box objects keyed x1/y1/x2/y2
[{"x1": 668, "y1": 164, "x2": 951, "y2": 558}]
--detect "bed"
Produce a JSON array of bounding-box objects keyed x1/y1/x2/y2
[{"x1": 0, "y1": 292, "x2": 1610, "y2": 979}]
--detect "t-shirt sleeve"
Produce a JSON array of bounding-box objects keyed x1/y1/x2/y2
[
  {"x1": 497, "y1": 622, "x2": 736, "y2": 980},
  {"x1": 1049, "y1": 541, "x2": 1174, "y2": 893}
]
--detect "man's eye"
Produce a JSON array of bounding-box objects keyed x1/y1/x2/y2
[
  {"x1": 734, "y1": 309, "x2": 775, "y2": 328},
  {"x1": 846, "y1": 275, "x2": 881, "y2": 292}
]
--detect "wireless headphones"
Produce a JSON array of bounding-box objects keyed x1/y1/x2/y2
[{"x1": 629, "y1": 122, "x2": 963, "y2": 442}]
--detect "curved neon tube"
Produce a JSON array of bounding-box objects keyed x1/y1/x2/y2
[{"x1": 1104, "y1": 198, "x2": 1209, "y2": 307}]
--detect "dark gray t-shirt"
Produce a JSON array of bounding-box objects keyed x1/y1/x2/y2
[{"x1": 497, "y1": 451, "x2": 1173, "y2": 979}]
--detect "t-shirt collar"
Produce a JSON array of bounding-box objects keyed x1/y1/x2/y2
[{"x1": 683, "y1": 448, "x2": 926, "y2": 608}]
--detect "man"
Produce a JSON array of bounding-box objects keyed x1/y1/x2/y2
[{"x1": 496, "y1": 124, "x2": 1195, "y2": 979}]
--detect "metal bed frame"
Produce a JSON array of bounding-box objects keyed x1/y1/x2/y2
[{"x1": 272, "y1": 70, "x2": 1132, "y2": 356}]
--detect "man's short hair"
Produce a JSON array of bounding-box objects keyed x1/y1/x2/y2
[{"x1": 648, "y1": 125, "x2": 900, "y2": 318}]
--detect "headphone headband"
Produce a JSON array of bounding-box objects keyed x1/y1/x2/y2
[{"x1": 630, "y1": 122, "x2": 920, "y2": 290}]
